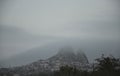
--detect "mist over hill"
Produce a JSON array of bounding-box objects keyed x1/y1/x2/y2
[
  {"x1": 0, "y1": 47, "x2": 90, "y2": 75},
  {"x1": 0, "y1": 39, "x2": 120, "y2": 67},
  {"x1": 0, "y1": 0, "x2": 120, "y2": 76},
  {"x1": 0, "y1": 25, "x2": 120, "y2": 67}
]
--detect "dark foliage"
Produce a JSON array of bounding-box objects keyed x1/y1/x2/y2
[
  {"x1": 54, "y1": 65, "x2": 81, "y2": 76},
  {"x1": 0, "y1": 55, "x2": 120, "y2": 76},
  {"x1": 93, "y1": 55, "x2": 120, "y2": 76},
  {"x1": 53, "y1": 55, "x2": 120, "y2": 76}
]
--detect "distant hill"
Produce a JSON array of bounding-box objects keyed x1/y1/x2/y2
[
  {"x1": 0, "y1": 25, "x2": 120, "y2": 68},
  {"x1": 0, "y1": 47, "x2": 89, "y2": 76},
  {"x1": 1, "y1": 39, "x2": 120, "y2": 67}
]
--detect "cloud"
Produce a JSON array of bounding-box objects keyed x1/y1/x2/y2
[
  {"x1": 1, "y1": 0, "x2": 120, "y2": 36},
  {"x1": 0, "y1": 0, "x2": 120, "y2": 62}
]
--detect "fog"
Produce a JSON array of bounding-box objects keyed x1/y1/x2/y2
[{"x1": 0, "y1": 0, "x2": 120, "y2": 67}]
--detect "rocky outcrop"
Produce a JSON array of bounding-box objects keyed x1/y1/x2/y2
[
  {"x1": 0, "y1": 47, "x2": 90, "y2": 75},
  {"x1": 20, "y1": 47, "x2": 89, "y2": 72}
]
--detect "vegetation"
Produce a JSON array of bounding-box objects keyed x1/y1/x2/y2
[
  {"x1": 25, "y1": 55, "x2": 120, "y2": 76},
  {"x1": 53, "y1": 55, "x2": 120, "y2": 76},
  {"x1": 0, "y1": 55, "x2": 120, "y2": 76},
  {"x1": 92, "y1": 55, "x2": 120, "y2": 76}
]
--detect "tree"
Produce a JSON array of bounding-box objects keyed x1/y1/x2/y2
[
  {"x1": 53, "y1": 65, "x2": 81, "y2": 76},
  {"x1": 94, "y1": 55, "x2": 120, "y2": 76}
]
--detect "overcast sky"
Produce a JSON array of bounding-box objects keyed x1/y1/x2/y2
[
  {"x1": 1, "y1": 0, "x2": 120, "y2": 37},
  {"x1": 0, "y1": 0, "x2": 120, "y2": 62}
]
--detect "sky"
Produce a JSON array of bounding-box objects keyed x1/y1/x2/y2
[
  {"x1": 0, "y1": 0, "x2": 120, "y2": 37},
  {"x1": 0, "y1": 0, "x2": 120, "y2": 65}
]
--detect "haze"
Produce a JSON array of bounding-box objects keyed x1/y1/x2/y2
[{"x1": 0, "y1": 0, "x2": 120, "y2": 67}]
